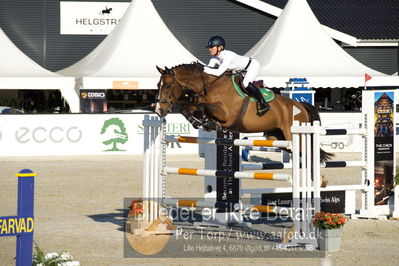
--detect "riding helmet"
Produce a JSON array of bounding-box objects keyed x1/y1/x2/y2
[{"x1": 206, "y1": 36, "x2": 225, "y2": 48}]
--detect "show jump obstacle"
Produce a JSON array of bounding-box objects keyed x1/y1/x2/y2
[
  {"x1": 205, "y1": 90, "x2": 398, "y2": 218},
  {"x1": 0, "y1": 169, "x2": 36, "y2": 266},
  {"x1": 137, "y1": 115, "x2": 323, "y2": 248},
  {"x1": 134, "y1": 89, "x2": 397, "y2": 249}
]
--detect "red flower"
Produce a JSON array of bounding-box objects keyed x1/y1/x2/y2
[
  {"x1": 312, "y1": 212, "x2": 347, "y2": 229},
  {"x1": 128, "y1": 198, "x2": 144, "y2": 218}
]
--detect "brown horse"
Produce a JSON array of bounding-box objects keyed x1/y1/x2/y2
[{"x1": 155, "y1": 63, "x2": 332, "y2": 162}]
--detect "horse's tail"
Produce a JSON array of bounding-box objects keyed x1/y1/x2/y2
[
  {"x1": 301, "y1": 102, "x2": 321, "y2": 123},
  {"x1": 300, "y1": 102, "x2": 334, "y2": 163}
]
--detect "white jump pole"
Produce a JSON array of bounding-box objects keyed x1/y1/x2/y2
[
  {"x1": 142, "y1": 115, "x2": 165, "y2": 223},
  {"x1": 291, "y1": 120, "x2": 301, "y2": 243}
]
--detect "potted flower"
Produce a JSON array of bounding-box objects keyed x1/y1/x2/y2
[
  {"x1": 313, "y1": 212, "x2": 347, "y2": 251},
  {"x1": 127, "y1": 198, "x2": 144, "y2": 233},
  {"x1": 128, "y1": 198, "x2": 144, "y2": 219}
]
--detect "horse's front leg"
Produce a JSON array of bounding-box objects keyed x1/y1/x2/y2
[
  {"x1": 182, "y1": 110, "x2": 204, "y2": 129},
  {"x1": 176, "y1": 104, "x2": 204, "y2": 129},
  {"x1": 201, "y1": 113, "x2": 222, "y2": 131},
  {"x1": 198, "y1": 103, "x2": 223, "y2": 131}
]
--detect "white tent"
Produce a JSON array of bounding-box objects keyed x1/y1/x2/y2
[
  {"x1": 234, "y1": 0, "x2": 357, "y2": 46},
  {"x1": 58, "y1": 0, "x2": 199, "y2": 90},
  {"x1": 0, "y1": 28, "x2": 79, "y2": 112},
  {"x1": 246, "y1": 0, "x2": 399, "y2": 88}
]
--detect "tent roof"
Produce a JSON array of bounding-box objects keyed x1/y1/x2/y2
[
  {"x1": 234, "y1": 0, "x2": 357, "y2": 46},
  {"x1": 58, "y1": 0, "x2": 199, "y2": 89},
  {"x1": 0, "y1": 27, "x2": 79, "y2": 111},
  {"x1": 0, "y1": 27, "x2": 74, "y2": 88},
  {"x1": 264, "y1": 0, "x2": 399, "y2": 40},
  {"x1": 245, "y1": 0, "x2": 399, "y2": 88}
]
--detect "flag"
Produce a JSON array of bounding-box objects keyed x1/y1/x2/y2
[{"x1": 365, "y1": 73, "x2": 372, "y2": 82}]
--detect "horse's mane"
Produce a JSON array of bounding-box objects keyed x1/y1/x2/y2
[
  {"x1": 168, "y1": 62, "x2": 238, "y2": 81},
  {"x1": 171, "y1": 62, "x2": 204, "y2": 72},
  {"x1": 170, "y1": 62, "x2": 234, "y2": 77}
]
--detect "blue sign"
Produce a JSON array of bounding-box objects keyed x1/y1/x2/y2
[
  {"x1": 292, "y1": 93, "x2": 313, "y2": 104},
  {"x1": 0, "y1": 169, "x2": 36, "y2": 266}
]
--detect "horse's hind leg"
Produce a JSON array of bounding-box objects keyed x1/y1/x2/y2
[
  {"x1": 264, "y1": 129, "x2": 285, "y2": 141},
  {"x1": 280, "y1": 123, "x2": 293, "y2": 141}
]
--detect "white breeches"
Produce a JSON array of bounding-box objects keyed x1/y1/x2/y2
[{"x1": 243, "y1": 59, "x2": 261, "y2": 87}]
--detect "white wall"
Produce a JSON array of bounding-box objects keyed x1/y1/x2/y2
[
  {"x1": 0, "y1": 111, "x2": 397, "y2": 157},
  {"x1": 0, "y1": 113, "x2": 198, "y2": 156}
]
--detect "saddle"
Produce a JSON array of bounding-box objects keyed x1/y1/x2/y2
[
  {"x1": 232, "y1": 74, "x2": 275, "y2": 103},
  {"x1": 234, "y1": 74, "x2": 264, "y2": 91}
]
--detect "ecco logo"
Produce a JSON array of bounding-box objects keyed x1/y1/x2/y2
[{"x1": 15, "y1": 127, "x2": 82, "y2": 143}]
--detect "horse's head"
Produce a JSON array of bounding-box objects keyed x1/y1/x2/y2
[
  {"x1": 155, "y1": 63, "x2": 204, "y2": 117},
  {"x1": 155, "y1": 66, "x2": 181, "y2": 117}
]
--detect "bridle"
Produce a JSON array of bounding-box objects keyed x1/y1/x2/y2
[{"x1": 157, "y1": 63, "x2": 209, "y2": 105}]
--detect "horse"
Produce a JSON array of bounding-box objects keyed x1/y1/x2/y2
[{"x1": 155, "y1": 62, "x2": 333, "y2": 162}]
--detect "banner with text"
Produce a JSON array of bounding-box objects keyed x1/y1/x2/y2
[
  {"x1": 0, "y1": 113, "x2": 197, "y2": 156},
  {"x1": 60, "y1": 1, "x2": 129, "y2": 35}
]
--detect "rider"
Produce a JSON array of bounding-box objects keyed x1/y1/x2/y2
[{"x1": 204, "y1": 36, "x2": 270, "y2": 116}]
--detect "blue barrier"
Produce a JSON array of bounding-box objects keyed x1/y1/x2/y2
[{"x1": 0, "y1": 169, "x2": 36, "y2": 266}]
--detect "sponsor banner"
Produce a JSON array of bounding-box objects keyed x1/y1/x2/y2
[
  {"x1": 261, "y1": 191, "x2": 346, "y2": 214},
  {"x1": 60, "y1": 1, "x2": 129, "y2": 35},
  {"x1": 373, "y1": 91, "x2": 395, "y2": 206},
  {"x1": 216, "y1": 130, "x2": 240, "y2": 208},
  {"x1": 281, "y1": 89, "x2": 315, "y2": 105},
  {"x1": 0, "y1": 112, "x2": 391, "y2": 157},
  {"x1": 0, "y1": 216, "x2": 34, "y2": 237},
  {"x1": 112, "y1": 81, "x2": 139, "y2": 90},
  {"x1": 80, "y1": 89, "x2": 107, "y2": 113},
  {"x1": 0, "y1": 114, "x2": 197, "y2": 156}
]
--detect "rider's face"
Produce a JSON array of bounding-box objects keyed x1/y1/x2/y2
[{"x1": 208, "y1": 46, "x2": 220, "y2": 56}]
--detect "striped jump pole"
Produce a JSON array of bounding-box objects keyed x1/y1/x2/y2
[
  {"x1": 245, "y1": 146, "x2": 281, "y2": 152},
  {"x1": 165, "y1": 135, "x2": 291, "y2": 149},
  {"x1": 242, "y1": 162, "x2": 292, "y2": 170},
  {"x1": 163, "y1": 199, "x2": 289, "y2": 215},
  {"x1": 242, "y1": 146, "x2": 282, "y2": 162},
  {"x1": 164, "y1": 166, "x2": 291, "y2": 182},
  {"x1": 321, "y1": 128, "x2": 367, "y2": 136},
  {"x1": 242, "y1": 160, "x2": 367, "y2": 170}
]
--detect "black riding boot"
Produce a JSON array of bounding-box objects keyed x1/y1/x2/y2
[{"x1": 245, "y1": 82, "x2": 270, "y2": 116}]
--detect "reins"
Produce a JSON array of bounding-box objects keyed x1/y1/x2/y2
[{"x1": 159, "y1": 63, "x2": 211, "y2": 105}]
